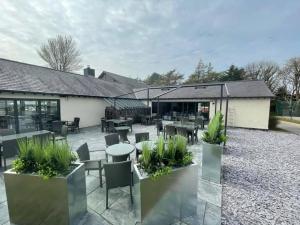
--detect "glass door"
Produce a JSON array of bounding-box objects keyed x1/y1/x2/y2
[
  {"x1": 17, "y1": 100, "x2": 39, "y2": 133},
  {"x1": 0, "y1": 100, "x2": 16, "y2": 135}
]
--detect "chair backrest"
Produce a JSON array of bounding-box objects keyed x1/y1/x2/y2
[
  {"x1": 0, "y1": 129, "x2": 16, "y2": 136},
  {"x1": 135, "y1": 132, "x2": 149, "y2": 143},
  {"x1": 165, "y1": 125, "x2": 176, "y2": 136},
  {"x1": 176, "y1": 127, "x2": 188, "y2": 137},
  {"x1": 104, "y1": 160, "x2": 132, "y2": 189},
  {"x1": 76, "y1": 143, "x2": 90, "y2": 161},
  {"x1": 105, "y1": 133, "x2": 119, "y2": 146},
  {"x1": 74, "y1": 117, "x2": 80, "y2": 127},
  {"x1": 32, "y1": 133, "x2": 52, "y2": 146},
  {"x1": 2, "y1": 137, "x2": 27, "y2": 158},
  {"x1": 112, "y1": 154, "x2": 129, "y2": 162},
  {"x1": 52, "y1": 121, "x2": 62, "y2": 134},
  {"x1": 156, "y1": 120, "x2": 163, "y2": 131}
]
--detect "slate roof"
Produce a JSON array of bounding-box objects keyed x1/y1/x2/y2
[
  {"x1": 0, "y1": 58, "x2": 135, "y2": 98},
  {"x1": 98, "y1": 71, "x2": 147, "y2": 90},
  {"x1": 134, "y1": 80, "x2": 274, "y2": 100}
]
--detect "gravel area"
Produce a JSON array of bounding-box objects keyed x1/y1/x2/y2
[{"x1": 222, "y1": 129, "x2": 300, "y2": 225}]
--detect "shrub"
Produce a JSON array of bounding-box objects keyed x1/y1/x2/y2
[
  {"x1": 268, "y1": 115, "x2": 279, "y2": 129},
  {"x1": 139, "y1": 135, "x2": 193, "y2": 179},
  {"x1": 13, "y1": 139, "x2": 77, "y2": 179},
  {"x1": 202, "y1": 111, "x2": 227, "y2": 145}
]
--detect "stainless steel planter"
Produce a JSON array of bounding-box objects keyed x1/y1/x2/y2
[
  {"x1": 4, "y1": 163, "x2": 87, "y2": 225},
  {"x1": 133, "y1": 163, "x2": 198, "y2": 225},
  {"x1": 202, "y1": 141, "x2": 223, "y2": 183}
]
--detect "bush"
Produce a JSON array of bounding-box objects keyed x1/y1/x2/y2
[
  {"x1": 202, "y1": 111, "x2": 227, "y2": 145},
  {"x1": 268, "y1": 115, "x2": 279, "y2": 129},
  {"x1": 13, "y1": 139, "x2": 77, "y2": 179},
  {"x1": 139, "y1": 135, "x2": 193, "y2": 179}
]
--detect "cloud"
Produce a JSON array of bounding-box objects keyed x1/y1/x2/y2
[{"x1": 0, "y1": 0, "x2": 299, "y2": 79}]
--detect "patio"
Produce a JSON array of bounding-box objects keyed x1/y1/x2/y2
[{"x1": 0, "y1": 123, "x2": 221, "y2": 225}]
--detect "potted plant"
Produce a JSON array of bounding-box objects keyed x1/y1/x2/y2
[
  {"x1": 133, "y1": 135, "x2": 198, "y2": 225},
  {"x1": 4, "y1": 139, "x2": 87, "y2": 225},
  {"x1": 201, "y1": 111, "x2": 227, "y2": 184}
]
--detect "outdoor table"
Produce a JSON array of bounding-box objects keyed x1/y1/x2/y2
[
  {"x1": 135, "y1": 140, "x2": 156, "y2": 152},
  {"x1": 105, "y1": 143, "x2": 135, "y2": 158},
  {"x1": 114, "y1": 126, "x2": 130, "y2": 143},
  {"x1": 0, "y1": 130, "x2": 51, "y2": 167}
]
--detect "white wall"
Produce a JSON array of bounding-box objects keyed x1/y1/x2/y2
[
  {"x1": 209, "y1": 98, "x2": 271, "y2": 130},
  {"x1": 60, "y1": 97, "x2": 110, "y2": 128},
  {"x1": 0, "y1": 93, "x2": 110, "y2": 128}
]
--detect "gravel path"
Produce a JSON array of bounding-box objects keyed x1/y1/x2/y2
[{"x1": 222, "y1": 129, "x2": 300, "y2": 225}]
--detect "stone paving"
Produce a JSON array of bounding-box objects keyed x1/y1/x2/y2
[{"x1": 0, "y1": 123, "x2": 221, "y2": 225}]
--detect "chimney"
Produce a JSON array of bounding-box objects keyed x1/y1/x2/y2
[{"x1": 83, "y1": 65, "x2": 95, "y2": 77}]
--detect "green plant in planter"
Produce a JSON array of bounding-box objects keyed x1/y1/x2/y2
[
  {"x1": 139, "y1": 135, "x2": 193, "y2": 180},
  {"x1": 202, "y1": 111, "x2": 228, "y2": 144},
  {"x1": 13, "y1": 139, "x2": 77, "y2": 179}
]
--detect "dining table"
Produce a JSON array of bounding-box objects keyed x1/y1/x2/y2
[
  {"x1": 105, "y1": 143, "x2": 135, "y2": 159},
  {"x1": 0, "y1": 130, "x2": 52, "y2": 167}
]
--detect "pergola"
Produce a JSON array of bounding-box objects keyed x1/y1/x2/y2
[{"x1": 111, "y1": 83, "x2": 230, "y2": 135}]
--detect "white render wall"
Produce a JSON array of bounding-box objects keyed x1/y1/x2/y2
[
  {"x1": 209, "y1": 98, "x2": 271, "y2": 130},
  {"x1": 0, "y1": 93, "x2": 110, "y2": 128}
]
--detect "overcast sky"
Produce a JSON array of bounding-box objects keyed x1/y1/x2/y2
[{"x1": 0, "y1": 0, "x2": 299, "y2": 79}]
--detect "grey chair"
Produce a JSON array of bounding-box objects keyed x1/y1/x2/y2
[
  {"x1": 135, "y1": 132, "x2": 149, "y2": 160},
  {"x1": 32, "y1": 133, "x2": 52, "y2": 147},
  {"x1": 165, "y1": 125, "x2": 176, "y2": 139},
  {"x1": 105, "y1": 133, "x2": 119, "y2": 147},
  {"x1": 0, "y1": 129, "x2": 16, "y2": 136},
  {"x1": 103, "y1": 160, "x2": 133, "y2": 209},
  {"x1": 76, "y1": 143, "x2": 106, "y2": 187},
  {"x1": 52, "y1": 121, "x2": 67, "y2": 142},
  {"x1": 176, "y1": 127, "x2": 190, "y2": 143},
  {"x1": 67, "y1": 117, "x2": 80, "y2": 132},
  {"x1": 2, "y1": 137, "x2": 27, "y2": 170}
]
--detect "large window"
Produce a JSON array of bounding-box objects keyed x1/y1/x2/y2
[{"x1": 0, "y1": 98, "x2": 60, "y2": 134}]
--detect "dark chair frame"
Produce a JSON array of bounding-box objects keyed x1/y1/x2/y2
[
  {"x1": 135, "y1": 132, "x2": 149, "y2": 160},
  {"x1": 2, "y1": 137, "x2": 27, "y2": 170}
]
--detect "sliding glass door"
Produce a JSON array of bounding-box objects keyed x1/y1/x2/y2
[{"x1": 0, "y1": 98, "x2": 60, "y2": 134}]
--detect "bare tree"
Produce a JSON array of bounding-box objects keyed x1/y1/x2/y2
[
  {"x1": 37, "y1": 35, "x2": 82, "y2": 72},
  {"x1": 281, "y1": 57, "x2": 300, "y2": 101},
  {"x1": 245, "y1": 61, "x2": 280, "y2": 93}
]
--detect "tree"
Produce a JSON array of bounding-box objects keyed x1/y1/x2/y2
[
  {"x1": 281, "y1": 57, "x2": 300, "y2": 101},
  {"x1": 185, "y1": 59, "x2": 218, "y2": 84},
  {"x1": 162, "y1": 69, "x2": 183, "y2": 85},
  {"x1": 245, "y1": 61, "x2": 280, "y2": 93},
  {"x1": 37, "y1": 35, "x2": 82, "y2": 72},
  {"x1": 144, "y1": 72, "x2": 163, "y2": 85},
  {"x1": 220, "y1": 65, "x2": 245, "y2": 81}
]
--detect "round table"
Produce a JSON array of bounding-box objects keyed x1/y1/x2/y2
[
  {"x1": 105, "y1": 143, "x2": 135, "y2": 157},
  {"x1": 135, "y1": 140, "x2": 156, "y2": 152}
]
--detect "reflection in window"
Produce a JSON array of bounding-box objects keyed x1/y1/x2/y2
[{"x1": 0, "y1": 100, "x2": 16, "y2": 135}]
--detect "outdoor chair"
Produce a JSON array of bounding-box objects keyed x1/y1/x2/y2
[
  {"x1": 141, "y1": 116, "x2": 147, "y2": 125},
  {"x1": 103, "y1": 160, "x2": 133, "y2": 209},
  {"x1": 0, "y1": 129, "x2": 16, "y2": 136},
  {"x1": 101, "y1": 118, "x2": 107, "y2": 132},
  {"x1": 2, "y1": 137, "x2": 27, "y2": 170},
  {"x1": 165, "y1": 125, "x2": 176, "y2": 139},
  {"x1": 76, "y1": 142, "x2": 106, "y2": 187},
  {"x1": 52, "y1": 121, "x2": 67, "y2": 142},
  {"x1": 156, "y1": 120, "x2": 164, "y2": 136},
  {"x1": 32, "y1": 133, "x2": 52, "y2": 147},
  {"x1": 195, "y1": 117, "x2": 204, "y2": 129},
  {"x1": 135, "y1": 132, "x2": 149, "y2": 160},
  {"x1": 105, "y1": 133, "x2": 120, "y2": 147},
  {"x1": 176, "y1": 127, "x2": 190, "y2": 142},
  {"x1": 107, "y1": 121, "x2": 115, "y2": 133},
  {"x1": 125, "y1": 119, "x2": 133, "y2": 132},
  {"x1": 67, "y1": 117, "x2": 80, "y2": 132}
]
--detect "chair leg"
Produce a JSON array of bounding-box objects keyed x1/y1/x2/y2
[
  {"x1": 99, "y1": 168, "x2": 103, "y2": 188},
  {"x1": 130, "y1": 185, "x2": 133, "y2": 204},
  {"x1": 106, "y1": 188, "x2": 109, "y2": 209}
]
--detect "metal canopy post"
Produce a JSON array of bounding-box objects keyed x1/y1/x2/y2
[{"x1": 220, "y1": 84, "x2": 224, "y2": 112}]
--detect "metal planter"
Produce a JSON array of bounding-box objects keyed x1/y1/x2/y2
[
  {"x1": 4, "y1": 163, "x2": 87, "y2": 225},
  {"x1": 133, "y1": 163, "x2": 198, "y2": 225},
  {"x1": 202, "y1": 141, "x2": 223, "y2": 184}
]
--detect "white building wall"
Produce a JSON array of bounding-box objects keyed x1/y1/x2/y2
[
  {"x1": 209, "y1": 98, "x2": 271, "y2": 130},
  {"x1": 0, "y1": 93, "x2": 110, "y2": 128}
]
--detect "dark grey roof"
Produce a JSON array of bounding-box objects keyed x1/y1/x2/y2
[
  {"x1": 98, "y1": 71, "x2": 147, "y2": 90},
  {"x1": 104, "y1": 98, "x2": 147, "y2": 110},
  {"x1": 134, "y1": 80, "x2": 274, "y2": 100},
  {"x1": 0, "y1": 58, "x2": 135, "y2": 98}
]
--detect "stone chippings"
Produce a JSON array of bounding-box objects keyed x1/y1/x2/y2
[{"x1": 222, "y1": 129, "x2": 300, "y2": 225}]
